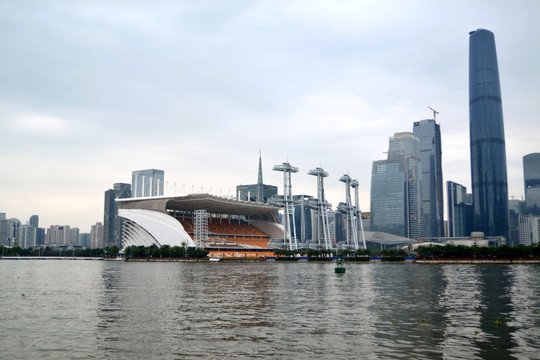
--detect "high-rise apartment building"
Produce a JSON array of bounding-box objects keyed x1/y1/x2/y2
[
  {"x1": 90, "y1": 222, "x2": 103, "y2": 249},
  {"x1": 469, "y1": 29, "x2": 509, "y2": 240},
  {"x1": 104, "y1": 183, "x2": 131, "y2": 248},
  {"x1": 523, "y1": 153, "x2": 540, "y2": 214},
  {"x1": 18, "y1": 224, "x2": 37, "y2": 248},
  {"x1": 413, "y1": 119, "x2": 444, "y2": 237},
  {"x1": 132, "y1": 169, "x2": 164, "y2": 198},
  {"x1": 370, "y1": 132, "x2": 422, "y2": 239}
]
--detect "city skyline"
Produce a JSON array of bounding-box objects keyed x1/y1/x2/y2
[{"x1": 1, "y1": 1, "x2": 540, "y2": 231}]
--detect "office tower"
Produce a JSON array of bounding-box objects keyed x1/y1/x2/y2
[
  {"x1": 413, "y1": 120, "x2": 444, "y2": 237},
  {"x1": 36, "y1": 228, "x2": 45, "y2": 245},
  {"x1": 469, "y1": 29, "x2": 509, "y2": 240},
  {"x1": 131, "y1": 169, "x2": 164, "y2": 198},
  {"x1": 292, "y1": 195, "x2": 314, "y2": 244},
  {"x1": 370, "y1": 132, "x2": 422, "y2": 239},
  {"x1": 79, "y1": 233, "x2": 91, "y2": 247},
  {"x1": 236, "y1": 153, "x2": 278, "y2": 203},
  {"x1": 447, "y1": 181, "x2": 473, "y2": 237},
  {"x1": 523, "y1": 153, "x2": 540, "y2": 214},
  {"x1": 104, "y1": 183, "x2": 131, "y2": 248}
]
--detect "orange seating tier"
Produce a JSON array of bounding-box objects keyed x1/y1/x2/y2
[{"x1": 176, "y1": 217, "x2": 270, "y2": 249}]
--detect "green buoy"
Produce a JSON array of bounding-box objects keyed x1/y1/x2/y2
[{"x1": 335, "y1": 258, "x2": 345, "y2": 273}]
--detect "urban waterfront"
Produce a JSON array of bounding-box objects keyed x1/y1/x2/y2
[{"x1": 1, "y1": 261, "x2": 539, "y2": 359}]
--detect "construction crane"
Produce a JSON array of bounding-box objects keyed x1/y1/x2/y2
[{"x1": 428, "y1": 106, "x2": 439, "y2": 121}]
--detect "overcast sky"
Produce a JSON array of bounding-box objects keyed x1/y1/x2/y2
[{"x1": 1, "y1": 0, "x2": 539, "y2": 232}]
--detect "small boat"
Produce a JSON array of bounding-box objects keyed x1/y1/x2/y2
[
  {"x1": 209, "y1": 258, "x2": 220, "y2": 262},
  {"x1": 335, "y1": 258, "x2": 345, "y2": 273}
]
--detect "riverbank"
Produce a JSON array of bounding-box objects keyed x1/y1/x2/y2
[
  {"x1": 415, "y1": 259, "x2": 540, "y2": 264},
  {"x1": 0, "y1": 256, "x2": 104, "y2": 260}
]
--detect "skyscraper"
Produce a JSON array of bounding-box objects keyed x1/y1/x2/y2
[
  {"x1": 132, "y1": 169, "x2": 164, "y2": 198},
  {"x1": 523, "y1": 153, "x2": 540, "y2": 214},
  {"x1": 104, "y1": 183, "x2": 131, "y2": 248},
  {"x1": 447, "y1": 181, "x2": 473, "y2": 237},
  {"x1": 370, "y1": 132, "x2": 422, "y2": 239},
  {"x1": 413, "y1": 119, "x2": 444, "y2": 237},
  {"x1": 469, "y1": 29, "x2": 509, "y2": 240}
]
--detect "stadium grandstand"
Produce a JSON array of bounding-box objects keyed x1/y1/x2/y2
[{"x1": 116, "y1": 193, "x2": 282, "y2": 258}]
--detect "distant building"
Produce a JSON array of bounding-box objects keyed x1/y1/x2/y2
[
  {"x1": 518, "y1": 215, "x2": 540, "y2": 245},
  {"x1": 292, "y1": 195, "x2": 314, "y2": 244},
  {"x1": 5, "y1": 218, "x2": 20, "y2": 247},
  {"x1": 90, "y1": 222, "x2": 104, "y2": 249},
  {"x1": 45, "y1": 225, "x2": 77, "y2": 245},
  {"x1": 29, "y1": 215, "x2": 39, "y2": 228},
  {"x1": 447, "y1": 181, "x2": 473, "y2": 237},
  {"x1": 413, "y1": 119, "x2": 444, "y2": 238},
  {"x1": 104, "y1": 183, "x2": 131, "y2": 248},
  {"x1": 36, "y1": 228, "x2": 45, "y2": 245},
  {"x1": 524, "y1": 153, "x2": 540, "y2": 215},
  {"x1": 131, "y1": 169, "x2": 164, "y2": 198},
  {"x1": 79, "y1": 233, "x2": 91, "y2": 247},
  {"x1": 0, "y1": 219, "x2": 8, "y2": 246},
  {"x1": 469, "y1": 29, "x2": 509, "y2": 240},
  {"x1": 370, "y1": 132, "x2": 422, "y2": 239},
  {"x1": 508, "y1": 199, "x2": 522, "y2": 246},
  {"x1": 236, "y1": 153, "x2": 278, "y2": 203},
  {"x1": 18, "y1": 224, "x2": 36, "y2": 248}
]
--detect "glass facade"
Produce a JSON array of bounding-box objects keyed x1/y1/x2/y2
[
  {"x1": 413, "y1": 120, "x2": 444, "y2": 237},
  {"x1": 293, "y1": 195, "x2": 313, "y2": 244},
  {"x1": 469, "y1": 29, "x2": 509, "y2": 240},
  {"x1": 236, "y1": 154, "x2": 278, "y2": 203},
  {"x1": 370, "y1": 133, "x2": 422, "y2": 239},
  {"x1": 447, "y1": 181, "x2": 473, "y2": 237},
  {"x1": 236, "y1": 184, "x2": 278, "y2": 203},
  {"x1": 524, "y1": 153, "x2": 540, "y2": 214},
  {"x1": 104, "y1": 183, "x2": 131, "y2": 248},
  {"x1": 131, "y1": 169, "x2": 164, "y2": 198}
]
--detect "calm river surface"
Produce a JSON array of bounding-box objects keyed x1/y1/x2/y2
[{"x1": 1, "y1": 260, "x2": 539, "y2": 359}]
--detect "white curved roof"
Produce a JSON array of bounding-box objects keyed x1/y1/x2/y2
[
  {"x1": 119, "y1": 208, "x2": 195, "y2": 248},
  {"x1": 116, "y1": 193, "x2": 280, "y2": 217}
]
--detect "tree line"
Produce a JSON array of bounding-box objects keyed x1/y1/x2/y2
[
  {"x1": 0, "y1": 245, "x2": 209, "y2": 259},
  {"x1": 0, "y1": 245, "x2": 114, "y2": 257},
  {"x1": 416, "y1": 243, "x2": 540, "y2": 259},
  {"x1": 123, "y1": 245, "x2": 209, "y2": 258}
]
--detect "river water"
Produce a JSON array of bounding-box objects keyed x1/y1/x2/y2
[{"x1": 1, "y1": 260, "x2": 539, "y2": 359}]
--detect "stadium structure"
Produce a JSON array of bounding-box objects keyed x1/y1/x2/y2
[{"x1": 116, "y1": 193, "x2": 282, "y2": 259}]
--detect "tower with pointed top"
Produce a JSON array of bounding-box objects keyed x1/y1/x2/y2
[{"x1": 236, "y1": 153, "x2": 278, "y2": 203}]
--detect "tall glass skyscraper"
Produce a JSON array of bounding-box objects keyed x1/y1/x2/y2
[
  {"x1": 469, "y1": 29, "x2": 509, "y2": 240},
  {"x1": 413, "y1": 119, "x2": 444, "y2": 238},
  {"x1": 370, "y1": 132, "x2": 422, "y2": 239}
]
